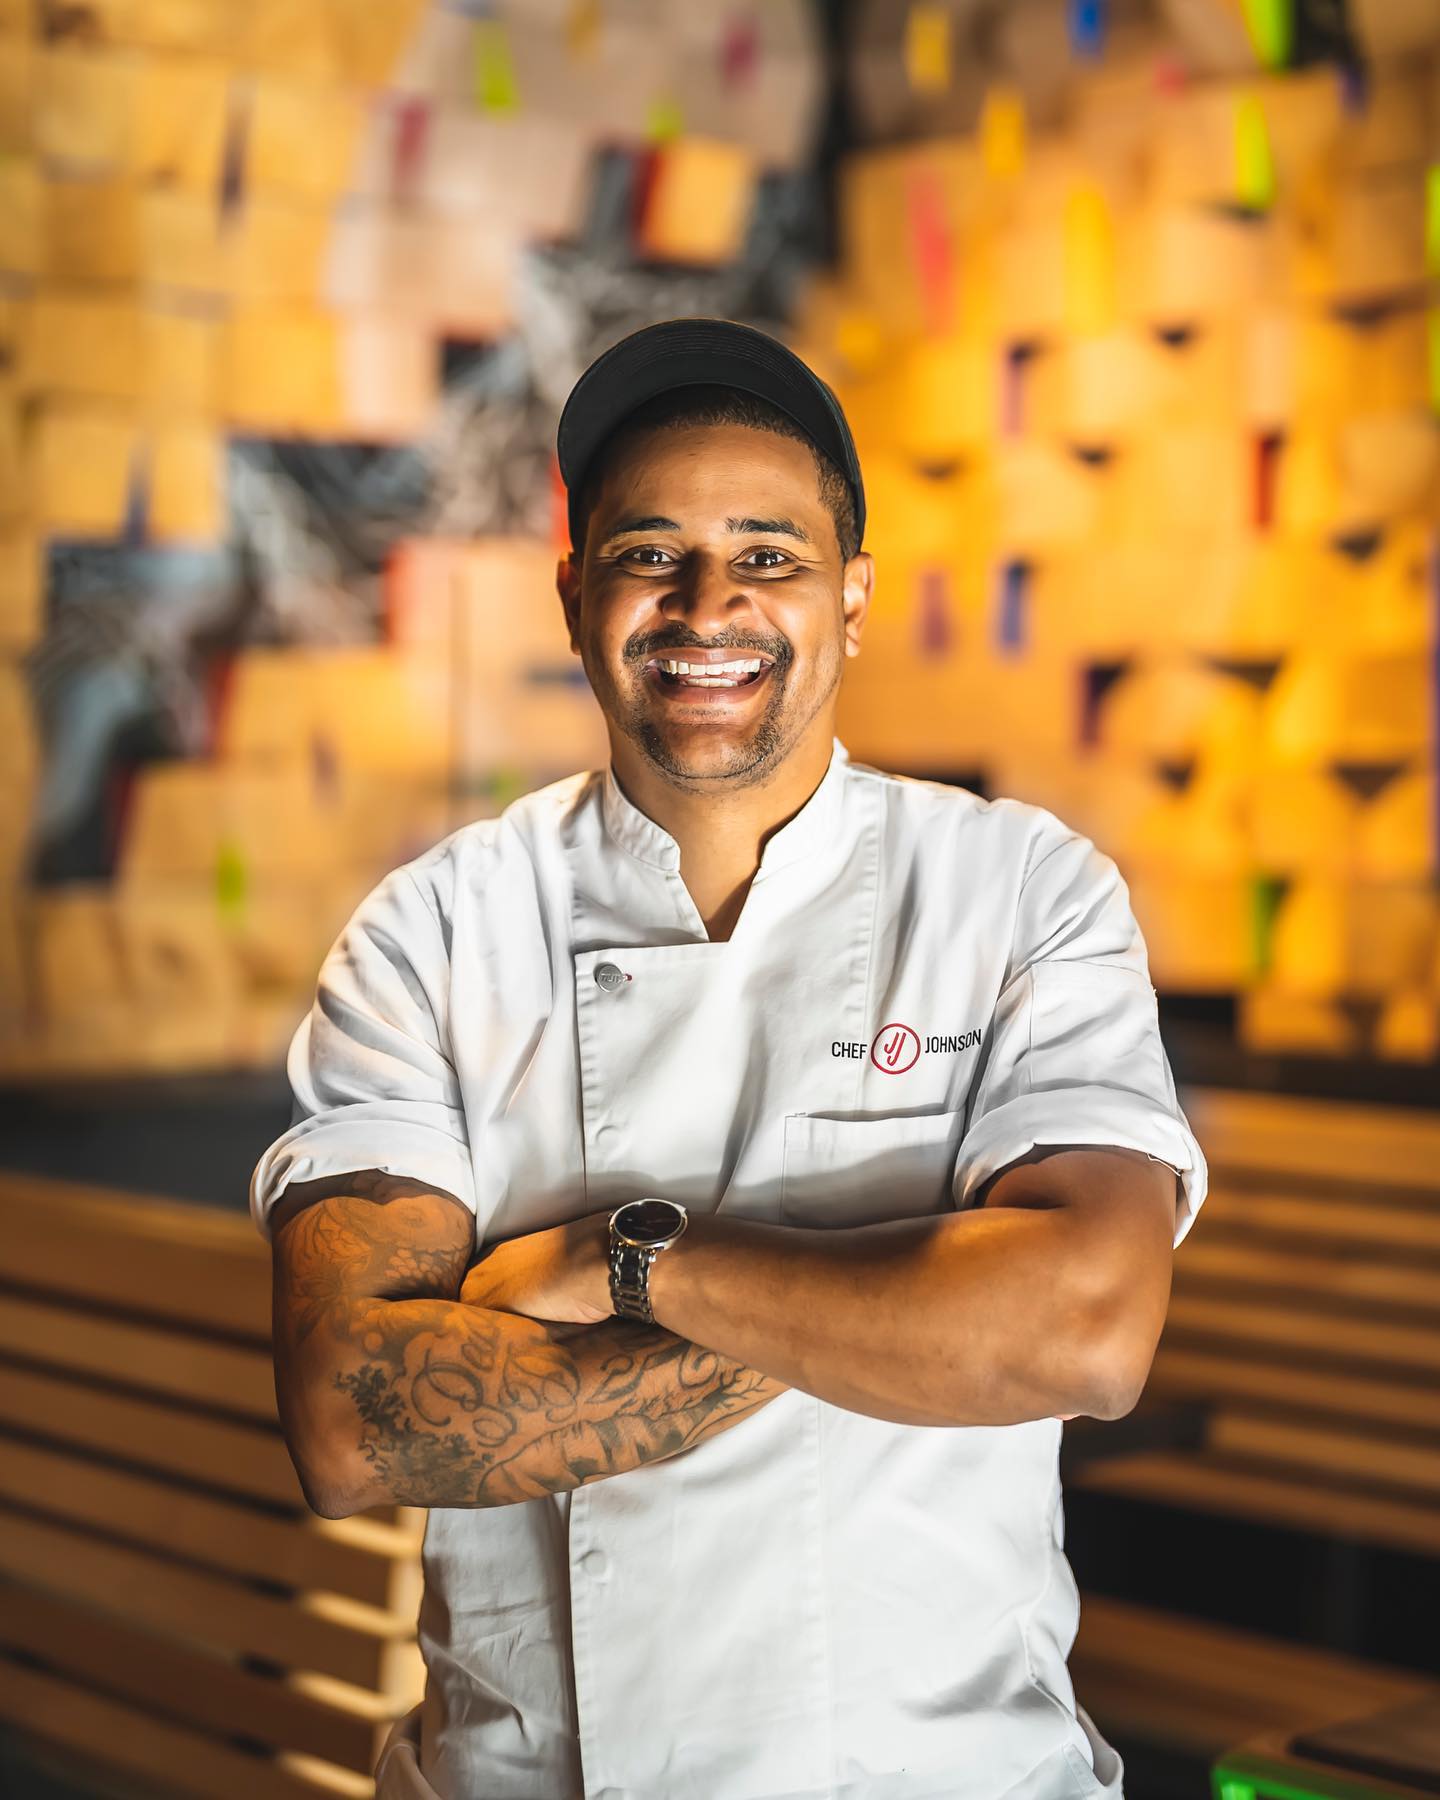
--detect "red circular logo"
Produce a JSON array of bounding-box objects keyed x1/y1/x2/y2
[{"x1": 870, "y1": 1023, "x2": 920, "y2": 1074}]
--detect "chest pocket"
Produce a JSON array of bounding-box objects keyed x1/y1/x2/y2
[{"x1": 780, "y1": 1109, "x2": 967, "y2": 1229}]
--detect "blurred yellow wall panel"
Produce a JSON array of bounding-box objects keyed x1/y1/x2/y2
[
  {"x1": 1125, "y1": 872, "x2": 1256, "y2": 989},
  {"x1": 220, "y1": 307, "x2": 341, "y2": 432},
  {"x1": 132, "y1": 53, "x2": 230, "y2": 192},
  {"x1": 142, "y1": 307, "x2": 221, "y2": 417},
  {"x1": 1262, "y1": 653, "x2": 1431, "y2": 768},
  {"x1": 1357, "y1": 770, "x2": 1437, "y2": 883},
  {"x1": 227, "y1": 198, "x2": 333, "y2": 304},
  {"x1": 44, "y1": 176, "x2": 148, "y2": 282},
  {"x1": 1269, "y1": 880, "x2": 1439, "y2": 998},
  {"x1": 1374, "y1": 989, "x2": 1440, "y2": 1062},
  {"x1": 149, "y1": 420, "x2": 222, "y2": 541},
  {"x1": 1288, "y1": 168, "x2": 1429, "y2": 304},
  {"x1": 236, "y1": 0, "x2": 342, "y2": 80},
  {"x1": 1239, "y1": 988, "x2": 1362, "y2": 1054},
  {"x1": 139, "y1": 188, "x2": 228, "y2": 291},
  {"x1": 1248, "y1": 769, "x2": 1361, "y2": 878},
  {"x1": 30, "y1": 401, "x2": 140, "y2": 535},
  {"x1": 35, "y1": 46, "x2": 139, "y2": 169},
  {"x1": 119, "y1": 762, "x2": 344, "y2": 882},
  {"x1": 246, "y1": 77, "x2": 366, "y2": 204},
  {"x1": 0, "y1": 530, "x2": 42, "y2": 653},
  {"x1": 637, "y1": 138, "x2": 757, "y2": 266},
  {"x1": 26, "y1": 289, "x2": 145, "y2": 403},
  {"x1": 0, "y1": 37, "x2": 31, "y2": 154},
  {"x1": 0, "y1": 159, "x2": 40, "y2": 276},
  {"x1": 1097, "y1": 658, "x2": 1265, "y2": 767}
]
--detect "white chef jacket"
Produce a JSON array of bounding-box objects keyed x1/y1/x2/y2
[{"x1": 251, "y1": 736, "x2": 1209, "y2": 1800}]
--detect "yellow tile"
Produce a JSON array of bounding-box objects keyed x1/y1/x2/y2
[
  {"x1": 226, "y1": 196, "x2": 330, "y2": 303},
  {"x1": 246, "y1": 77, "x2": 364, "y2": 203},
  {"x1": 220, "y1": 306, "x2": 340, "y2": 432},
  {"x1": 141, "y1": 187, "x2": 226, "y2": 290},
  {"x1": 142, "y1": 305, "x2": 220, "y2": 415},
  {"x1": 31, "y1": 401, "x2": 141, "y2": 535},
  {"x1": 133, "y1": 0, "x2": 235, "y2": 54},
  {"x1": 328, "y1": 0, "x2": 427, "y2": 83},
  {"x1": 45, "y1": 176, "x2": 141, "y2": 282},
  {"x1": 149, "y1": 419, "x2": 222, "y2": 540},
  {"x1": 0, "y1": 527, "x2": 43, "y2": 652},
  {"x1": 637, "y1": 137, "x2": 757, "y2": 266},
  {"x1": 26, "y1": 287, "x2": 144, "y2": 401},
  {"x1": 132, "y1": 54, "x2": 229, "y2": 193},
  {"x1": 0, "y1": 159, "x2": 42, "y2": 277},
  {"x1": 236, "y1": 0, "x2": 340, "y2": 79},
  {"x1": 35, "y1": 47, "x2": 140, "y2": 170},
  {"x1": 0, "y1": 38, "x2": 33, "y2": 156}
]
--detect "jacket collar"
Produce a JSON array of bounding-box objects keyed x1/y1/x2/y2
[{"x1": 600, "y1": 737, "x2": 852, "y2": 876}]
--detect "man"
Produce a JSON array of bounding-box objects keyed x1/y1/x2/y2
[{"x1": 251, "y1": 317, "x2": 1208, "y2": 1800}]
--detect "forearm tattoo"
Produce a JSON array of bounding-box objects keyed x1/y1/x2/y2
[{"x1": 274, "y1": 1185, "x2": 783, "y2": 1509}]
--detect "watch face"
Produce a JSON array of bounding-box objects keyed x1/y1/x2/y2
[{"x1": 615, "y1": 1200, "x2": 682, "y2": 1245}]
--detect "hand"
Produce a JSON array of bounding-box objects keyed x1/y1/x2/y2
[{"x1": 459, "y1": 1210, "x2": 615, "y2": 1325}]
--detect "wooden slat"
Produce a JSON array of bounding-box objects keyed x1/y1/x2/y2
[
  {"x1": 0, "y1": 1174, "x2": 270, "y2": 1338},
  {"x1": 0, "y1": 1653, "x2": 373, "y2": 1800},
  {"x1": 0, "y1": 1504, "x2": 417, "y2": 1695},
  {"x1": 1197, "y1": 1187, "x2": 1440, "y2": 1254},
  {"x1": 1205, "y1": 1412, "x2": 1440, "y2": 1497},
  {"x1": 1072, "y1": 1450, "x2": 1440, "y2": 1556},
  {"x1": 1175, "y1": 1238, "x2": 1440, "y2": 1310},
  {"x1": 1183, "y1": 1088, "x2": 1440, "y2": 1190},
  {"x1": 0, "y1": 1358, "x2": 303, "y2": 1505},
  {"x1": 1149, "y1": 1344, "x2": 1440, "y2": 1435},
  {"x1": 1165, "y1": 1292, "x2": 1440, "y2": 1374},
  {"x1": 1075, "y1": 1593, "x2": 1435, "y2": 1715},
  {"x1": 0, "y1": 1579, "x2": 400, "y2": 1776},
  {"x1": 0, "y1": 1435, "x2": 422, "y2": 1610},
  {"x1": 0, "y1": 1348, "x2": 410, "y2": 1530},
  {"x1": 0, "y1": 1291, "x2": 276, "y2": 1417},
  {"x1": 1071, "y1": 1593, "x2": 1437, "y2": 1755}
]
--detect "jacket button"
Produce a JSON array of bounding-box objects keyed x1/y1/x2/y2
[
  {"x1": 580, "y1": 1548, "x2": 607, "y2": 1576},
  {"x1": 594, "y1": 963, "x2": 627, "y2": 992}
]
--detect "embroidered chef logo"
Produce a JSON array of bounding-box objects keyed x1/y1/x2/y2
[
  {"x1": 832, "y1": 1022, "x2": 983, "y2": 1070},
  {"x1": 872, "y1": 1022, "x2": 920, "y2": 1074}
]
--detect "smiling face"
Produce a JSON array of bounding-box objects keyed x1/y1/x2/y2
[{"x1": 557, "y1": 420, "x2": 873, "y2": 792}]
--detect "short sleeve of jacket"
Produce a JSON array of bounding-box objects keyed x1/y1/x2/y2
[
  {"x1": 248, "y1": 864, "x2": 476, "y2": 1242},
  {"x1": 953, "y1": 817, "x2": 1209, "y2": 1248}
]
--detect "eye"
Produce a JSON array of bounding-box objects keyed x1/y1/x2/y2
[
  {"x1": 741, "y1": 547, "x2": 790, "y2": 569},
  {"x1": 623, "y1": 546, "x2": 677, "y2": 567}
]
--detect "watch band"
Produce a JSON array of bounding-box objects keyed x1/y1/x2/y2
[{"x1": 609, "y1": 1237, "x2": 659, "y2": 1323}]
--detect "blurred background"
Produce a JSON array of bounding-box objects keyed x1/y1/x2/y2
[{"x1": 1, "y1": 1, "x2": 1438, "y2": 1797}]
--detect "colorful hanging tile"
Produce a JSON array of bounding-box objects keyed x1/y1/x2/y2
[
  {"x1": 904, "y1": 4, "x2": 951, "y2": 93},
  {"x1": 475, "y1": 19, "x2": 519, "y2": 112}
]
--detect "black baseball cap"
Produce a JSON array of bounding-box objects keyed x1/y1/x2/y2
[{"x1": 556, "y1": 317, "x2": 866, "y2": 559}]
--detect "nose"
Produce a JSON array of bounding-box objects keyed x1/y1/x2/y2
[{"x1": 657, "y1": 551, "x2": 756, "y2": 638}]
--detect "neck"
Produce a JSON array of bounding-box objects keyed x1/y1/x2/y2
[{"x1": 608, "y1": 721, "x2": 836, "y2": 933}]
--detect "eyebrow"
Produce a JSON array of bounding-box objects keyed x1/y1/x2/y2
[
  {"x1": 598, "y1": 516, "x2": 679, "y2": 543},
  {"x1": 598, "y1": 514, "x2": 813, "y2": 548},
  {"x1": 729, "y1": 516, "x2": 812, "y2": 543}
]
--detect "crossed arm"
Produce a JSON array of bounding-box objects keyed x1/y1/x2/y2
[
  {"x1": 270, "y1": 1172, "x2": 786, "y2": 1518},
  {"x1": 271, "y1": 1147, "x2": 1178, "y2": 1520}
]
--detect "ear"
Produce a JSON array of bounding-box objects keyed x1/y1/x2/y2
[
  {"x1": 841, "y1": 550, "x2": 874, "y2": 659},
  {"x1": 556, "y1": 553, "x2": 582, "y2": 654}
]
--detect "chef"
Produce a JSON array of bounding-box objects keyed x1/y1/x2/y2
[{"x1": 251, "y1": 317, "x2": 1209, "y2": 1800}]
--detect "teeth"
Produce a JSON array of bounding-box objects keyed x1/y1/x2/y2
[{"x1": 656, "y1": 659, "x2": 764, "y2": 676}]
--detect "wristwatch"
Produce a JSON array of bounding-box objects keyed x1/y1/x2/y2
[{"x1": 608, "y1": 1198, "x2": 688, "y2": 1323}]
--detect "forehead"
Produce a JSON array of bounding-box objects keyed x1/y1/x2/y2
[{"x1": 589, "y1": 421, "x2": 825, "y2": 525}]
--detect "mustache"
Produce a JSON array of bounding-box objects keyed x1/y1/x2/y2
[{"x1": 629, "y1": 636, "x2": 790, "y2": 661}]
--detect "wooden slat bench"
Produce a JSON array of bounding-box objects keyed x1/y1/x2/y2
[
  {"x1": 1066, "y1": 1085, "x2": 1440, "y2": 1767},
  {"x1": 1071, "y1": 1594, "x2": 1440, "y2": 1763},
  {"x1": 0, "y1": 1173, "x2": 424, "y2": 1800},
  {"x1": 1069, "y1": 1086, "x2": 1440, "y2": 1562}
]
